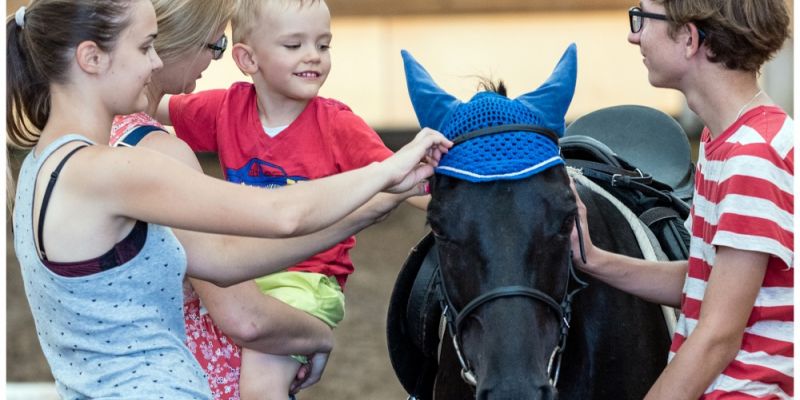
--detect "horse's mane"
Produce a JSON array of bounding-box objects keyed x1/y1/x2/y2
[{"x1": 476, "y1": 78, "x2": 507, "y2": 97}]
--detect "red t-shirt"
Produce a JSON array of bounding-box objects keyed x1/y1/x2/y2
[
  {"x1": 672, "y1": 106, "x2": 793, "y2": 399},
  {"x1": 170, "y1": 82, "x2": 393, "y2": 287}
]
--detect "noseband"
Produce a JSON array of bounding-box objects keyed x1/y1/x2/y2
[{"x1": 435, "y1": 124, "x2": 589, "y2": 389}]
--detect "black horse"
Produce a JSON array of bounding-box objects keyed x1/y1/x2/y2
[{"x1": 387, "y1": 45, "x2": 672, "y2": 400}]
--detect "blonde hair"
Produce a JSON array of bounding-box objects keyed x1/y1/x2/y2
[
  {"x1": 150, "y1": 0, "x2": 235, "y2": 63},
  {"x1": 231, "y1": 0, "x2": 321, "y2": 44}
]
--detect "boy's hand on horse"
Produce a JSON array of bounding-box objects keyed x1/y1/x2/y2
[{"x1": 569, "y1": 178, "x2": 596, "y2": 271}]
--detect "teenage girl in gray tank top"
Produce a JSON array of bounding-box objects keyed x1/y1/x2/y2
[{"x1": 7, "y1": 1, "x2": 452, "y2": 398}]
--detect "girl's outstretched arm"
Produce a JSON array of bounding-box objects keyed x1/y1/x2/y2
[
  {"x1": 89, "y1": 127, "x2": 449, "y2": 240},
  {"x1": 179, "y1": 190, "x2": 420, "y2": 285},
  {"x1": 119, "y1": 132, "x2": 430, "y2": 285}
]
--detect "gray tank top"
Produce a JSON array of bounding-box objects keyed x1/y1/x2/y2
[{"x1": 12, "y1": 134, "x2": 212, "y2": 399}]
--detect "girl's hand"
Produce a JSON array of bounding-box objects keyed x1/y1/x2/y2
[
  {"x1": 382, "y1": 128, "x2": 451, "y2": 194},
  {"x1": 358, "y1": 187, "x2": 428, "y2": 225}
]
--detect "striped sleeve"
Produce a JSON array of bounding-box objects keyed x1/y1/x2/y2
[{"x1": 709, "y1": 118, "x2": 794, "y2": 268}]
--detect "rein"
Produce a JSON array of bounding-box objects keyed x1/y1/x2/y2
[{"x1": 434, "y1": 124, "x2": 589, "y2": 389}]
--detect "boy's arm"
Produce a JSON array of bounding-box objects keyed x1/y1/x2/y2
[
  {"x1": 570, "y1": 179, "x2": 687, "y2": 306},
  {"x1": 155, "y1": 94, "x2": 172, "y2": 126}
]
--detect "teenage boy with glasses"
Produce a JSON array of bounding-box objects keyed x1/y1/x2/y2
[
  {"x1": 572, "y1": 1, "x2": 793, "y2": 399},
  {"x1": 628, "y1": 6, "x2": 705, "y2": 43}
]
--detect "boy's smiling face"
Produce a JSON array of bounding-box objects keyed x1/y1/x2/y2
[{"x1": 250, "y1": 1, "x2": 332, "y2": 103}]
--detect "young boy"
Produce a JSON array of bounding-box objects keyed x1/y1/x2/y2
[{"x1": 156, "y1": 0, "x2": 425, "y2": 398}]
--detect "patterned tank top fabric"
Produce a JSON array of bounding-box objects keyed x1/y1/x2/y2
[
  {"x1": 12, "y1": 134, "x2": 212, "y2": 399},
  {"x1": 35, "y1": 144, "x2": 148, "y2": 276}
]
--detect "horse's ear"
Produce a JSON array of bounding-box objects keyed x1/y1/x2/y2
[
  {"x1": 515, "y1": 43, "x2": 578, "y2": 136},
  {"x1": 402, "y1": 50, "x2": 462, "y2": 131}
]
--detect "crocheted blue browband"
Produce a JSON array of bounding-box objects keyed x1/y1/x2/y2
[
  {"x1": 435, "y1": 93, "x2": 564, "y2": 182},
  {"x1": 402, "y1": 44, "x2": 577, "y2": 182}
]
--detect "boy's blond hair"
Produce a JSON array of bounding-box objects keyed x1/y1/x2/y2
[{"x1": 232, "y1": 0, "x2": 322, "y2": 44}]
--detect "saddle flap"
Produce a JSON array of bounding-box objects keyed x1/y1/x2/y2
[
  {"x1": 564, "y1": 105, "x2": 694, "y2": 202},
  {"x1": 387, "y1": 232, "x2": 440, "y2": 398}
]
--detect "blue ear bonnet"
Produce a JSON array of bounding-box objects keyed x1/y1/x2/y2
[
  {"x1": 403, "y1": 44, "x2": 577, "y2": 182},
  {"x1": 436, "y1": 92, "x2": 563, "y2": 182}
]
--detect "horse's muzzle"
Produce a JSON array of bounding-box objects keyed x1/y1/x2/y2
[{"x1": 476, "y1": 380, "x2": 557, "y2": 400}]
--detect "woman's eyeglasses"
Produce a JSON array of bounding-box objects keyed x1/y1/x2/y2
[
  {"x1": 206, "y1": 34, "x2": 228, "y2": 60},
  {"x1": 628, "y1": 6, "x2": 706, "y2": 43}
]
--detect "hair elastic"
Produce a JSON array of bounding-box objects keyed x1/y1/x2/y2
[{"x1": 15, "y1": 6, "x2": 26, "y2": 29}]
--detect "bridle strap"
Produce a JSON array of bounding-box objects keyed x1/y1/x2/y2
[
  {"x1": 451, "y1": 124, "x2": 560, "y2": 147},
  {"x1": 454, "y1": 286, "x2": 563, "y2": 332}
]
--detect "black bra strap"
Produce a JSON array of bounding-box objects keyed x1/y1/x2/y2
[{"x1": 38, "y1": 145, "x2": 90, "y2": 260}]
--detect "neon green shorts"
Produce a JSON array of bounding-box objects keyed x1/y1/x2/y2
[{"x1": 254, "y1": 271, "x2": 345, "y2": 329}]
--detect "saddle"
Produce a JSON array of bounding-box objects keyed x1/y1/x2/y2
[
  {"x1": 563, "y1": 104, "x2": 694, "y2": 204},
  {"x1": 561, "y1": 105, "x2": 693, "y2": 262}
]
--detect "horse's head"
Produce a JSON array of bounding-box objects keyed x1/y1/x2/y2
[{"x1": 404, "y1": 44, "x2": 579, "y2": 399}]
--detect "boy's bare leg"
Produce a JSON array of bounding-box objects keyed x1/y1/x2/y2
[{"x1": 240, "y1": 347, "x2": 302, "y2": 400}]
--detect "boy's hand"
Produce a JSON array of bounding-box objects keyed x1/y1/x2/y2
[
  {"x1": 290, "y1": 352, "x2": 330, "y2": 393},
  {"x1": 569, "y1": 178, "x2": 595, "y2": 270}
]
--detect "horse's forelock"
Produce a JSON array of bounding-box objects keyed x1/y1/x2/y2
[{"x1": 477, "y1": 79, "x2": 507, "y2": 97}]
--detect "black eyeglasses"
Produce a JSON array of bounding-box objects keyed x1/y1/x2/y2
[
  {"x1": 206, "y1": 34, "x2": 227, "y2": 60},
  {"x1": 628, "y1": 6, "x2": 668, "y2": 33},
  {"x1": 628, "y1": 6, "x2": 706, "y2": 43}
]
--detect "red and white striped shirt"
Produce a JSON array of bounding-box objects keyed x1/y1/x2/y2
[{"x1": 671, "y1": 106, "x2": 794, "y2": 399}]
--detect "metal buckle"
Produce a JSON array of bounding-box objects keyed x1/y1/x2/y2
[{"x1": 611, "y1": 173, "x2": 623, "y2": 186}]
